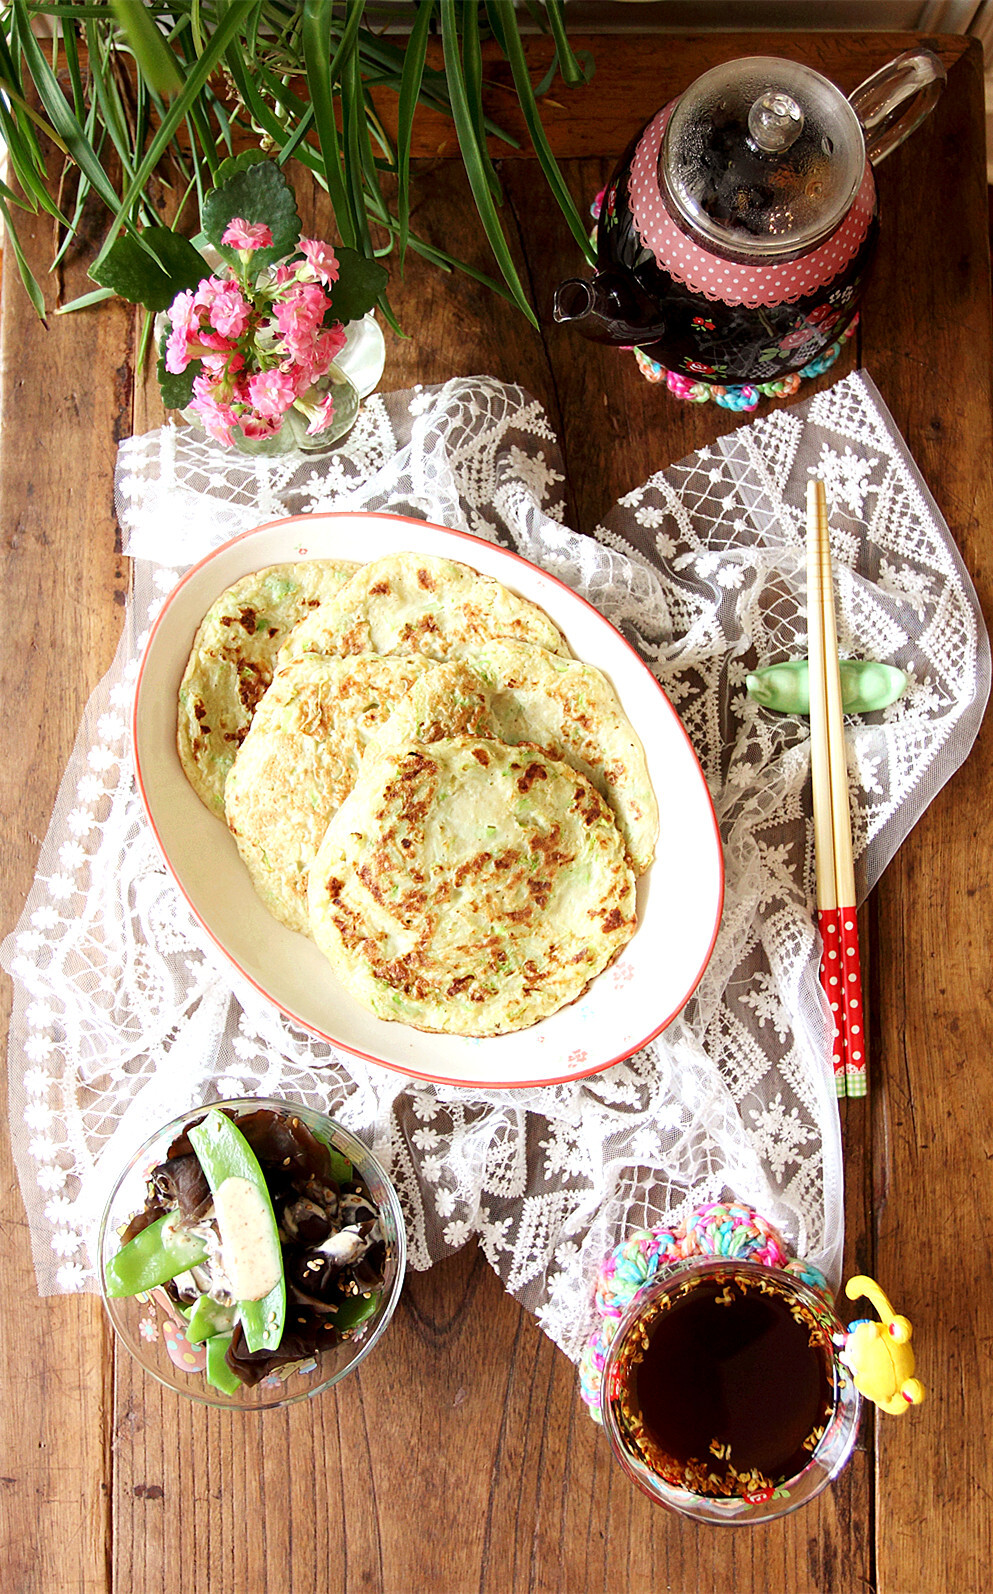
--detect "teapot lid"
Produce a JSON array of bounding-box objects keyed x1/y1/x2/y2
[{"x1": 661, "y1": 56, "x2": 866, "y2": 261}]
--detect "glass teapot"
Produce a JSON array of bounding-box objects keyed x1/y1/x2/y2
[{"x1": 553, "y1": 51, "x2": 945, "y2": 387}]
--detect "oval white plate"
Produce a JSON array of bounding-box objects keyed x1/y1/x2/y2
[{"x1": 133, "y1": 513, "x2": 724, "y2": 1089}]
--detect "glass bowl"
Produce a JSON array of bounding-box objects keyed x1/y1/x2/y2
[
  {"x1": 599, "y1": 1258, "x2": 861, "y2": 1524},
  {"x1": 97, "y1": 1096, "x2": 406, "y2": 1409}
]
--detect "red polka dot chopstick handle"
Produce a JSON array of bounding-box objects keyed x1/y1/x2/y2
[
  {"x1": 816, "y1": 907, "x2": 866, "y2": 1098},
  {"x1": 807, "y1": 481, "x2": 866, "y2": 1100}
]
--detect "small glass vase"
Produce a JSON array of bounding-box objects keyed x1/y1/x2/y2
[{"x1": 184, "y1": 361, "x2": 360, "y2": 459}]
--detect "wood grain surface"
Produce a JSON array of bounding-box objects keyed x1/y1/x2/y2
[{"x1": 1, "y1": 30, "x2": 989, "y2": 1594}]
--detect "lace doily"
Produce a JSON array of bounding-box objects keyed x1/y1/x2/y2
[{"x1": 3, "y1": 372, "x2": 987, "y2": 1367}]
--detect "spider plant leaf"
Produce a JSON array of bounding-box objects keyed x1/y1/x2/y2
[
  {"x1": 90, "y1": 226, "x2": 207, "y2": 310},
  {"x1": 276, "y1": 105, "x2": 315, "y2": 168},
  {"x1": 542, "y1": 1, "x2": 593, "y2": 87},
  {"x1": 54, "y1": 285, "x2": 117, "y2": 315},
  {"x1": 109, "y1": 0, "x2": 183, "y2": 97},
  {"x1": 0, "y1": 18, "x2": 47, "y2": 171},
  {"x1": 395, "y1": 0, "x2": 433, "y2": 270},
  {"x1": 0, "y1": 174, "x2": 33, "y2": 212},
  {"x1": 91, "y1": 0, "x2": 256, "y2": 272},
  {"x1": 301, "y1": 0, "x2": 360, "y2": 249},
  {"x1": 0, "y1": 78, "x2": 69, "y2": 154},
  {"x1": 0, "y1": 108, "x2": 71, "y2": 225},
  {"x1": 85, "y1": 21, "x2": 138, "y2": 183},
  {"x1": 137, "y1": 306, "x2": 155, "y2": 373},
  {"x1": 341, "y1": 21, "x2": 375, "y2": 262},
  {"x1": 485, "y1": 0, "x2": 595, "y2": 266},
  {"x1": 0, "y1": 194, "x2": 46, "y2": 321},
  {"x1": 461, "y1": 0, "x2": 502, "y2": 205},
  {"x1": 439, "y1": 0, "x2": 537, "y2": 327},
  {"x1": 9, "y1": 0, "x2": 125, "y2": 220}
]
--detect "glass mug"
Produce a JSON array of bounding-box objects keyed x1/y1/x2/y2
[{"x1": 598, "y1": 1256, "x2": 861, "y2": 1525}]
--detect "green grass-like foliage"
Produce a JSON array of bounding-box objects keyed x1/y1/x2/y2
[{"x1": 3, "y1": 0, "x2": 596, "y2": 325}]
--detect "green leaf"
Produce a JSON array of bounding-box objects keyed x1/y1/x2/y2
[
  {"x1": 157, "y1": 335, "x2": 199, "y2": 410},
  {"x1": 542, "y1": 1, "x2": 592, "y2": 87},
  {"x1": 213, "y1": 148, "x2": 270, "y2": 186},
  {"x1": 10, "y1": 0, "x2": 128, "y2": 225},
  {"x1": 201, "y1": 159, "x2": 302, "y2": 274},
  {"x1": 485, "y1": 1, "x2": 595, "y2": 267},
  {"x1": 54, "y1": 285, "x2": 117, "y2": 315},
  {"x1": 91, "y1": 0, "x2": 256, "y2": 273},
  {"x1": 327, "y1": 246, "x2": 389, "y2": 324},
  {"x1": 0, "y1": 194, "x2": 46, "y2": 322},
  {"x1": 91, "y1": 227, "x2": 207, "y2": 311},
  {"x1": 461, "y1": 0, "x2": 502, "y2": 205},
  {"x1": 438, "y1": 0, "x2": 537, "y2": 327},
  {"x1": 143, "y1": 226, "x2": 211, "y2": 292},
  {"x1": 301, "y1": 0, "x2": 364, "y2": 251},
  {"x1": 110, "y1": 0, "x2": 183, "y2": 96}
]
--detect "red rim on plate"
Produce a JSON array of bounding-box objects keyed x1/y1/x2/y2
[{"x1": 132, "y1": 512, "x2": 724, "y2": 1089}]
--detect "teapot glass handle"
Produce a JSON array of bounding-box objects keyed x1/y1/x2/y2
[{"x1": 848, "y1": 48, "x2": 946, "y2": 165}]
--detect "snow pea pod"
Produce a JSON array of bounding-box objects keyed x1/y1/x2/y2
[
  {"x1": 187, "y1": 1109, "x2": 286, "y2": 1355},
  {"x1": 186, "y1": 1293, "x2": 237, "y2": 1344},
  {"x1": 104, "y1": 1212, "x2": 209, "y2": 1298},
  {"x1": 746, "y1": 658, "x2": 908, "y2": 715},
  {"x1": 205, "y1": 1331, "x2": 243, "y2": 1395}
]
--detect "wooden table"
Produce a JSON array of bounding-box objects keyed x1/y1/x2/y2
[{"x1": 2, "y1": 29, "x2": 991, "y2": 1594}]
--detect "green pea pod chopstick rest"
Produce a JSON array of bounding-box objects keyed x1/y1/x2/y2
[{"x1": 746, "y1": 658, "x2": 908, "y2": 715}]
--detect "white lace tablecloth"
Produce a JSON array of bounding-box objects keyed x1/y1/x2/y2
[{"x1": 3, "y1": 372, "x2": 987, "y2": 1366}]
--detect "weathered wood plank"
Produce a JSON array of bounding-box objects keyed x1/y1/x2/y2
[
  {"x1": 859, "y1": 38, "x2": 993, "y2": 1594},
  {"x1": 0, "y1": 199, "x2": 132, "y2": 1593}
]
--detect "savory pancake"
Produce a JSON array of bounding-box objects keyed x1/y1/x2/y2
[
  {"x1": 224, "y1": 653, "x2": 437, "y2": 933},
  {"x1": 376, "y1": 644, "x2": 659, "y2": 874},
  {"x1": 278, "y1": 551, "x2": 571, "y2": 666},
  {"x1": 177, "y1": 559, "x2": 358, "y2": 815},
  {"x1": 308, "y1": 737, "x2": 637, "y2": 1036}
]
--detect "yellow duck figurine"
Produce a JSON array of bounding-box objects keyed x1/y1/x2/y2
[{"x1": 840, "y1": 1276, "x2": 926, "y2": 1416}]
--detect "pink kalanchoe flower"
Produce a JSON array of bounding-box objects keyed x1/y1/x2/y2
[
  {"x1": 164, "y1": 321, "x2": 193, "y2": 375},
  {"x1": 221, "y1": 217, "x2": 273, "y2": 251},
  {"x1": 247, "y1": 366, "x2": 298, "y2": 419},
  {"x1": 273, "y1": 283, "x2": 331, "y2": 362},
  {"x1": 190, "y1": 373, "x2": 239, "y2": 447},
  {"x1": 200, "y1": 277, "x2": 252, "y2": 340},
  {"x1": 164, "y1": 285, "x2": 205, "y2": 373},
  {"x1": 238, "y1": 412, "x2": 283, "y2": 441},
  {"x1": 313, "y1": 323, "x2": 347, "y2": 371},
  {"x1": 305, "y1": 389, "x2": 336, "y2": 435},
  {"x1": 298, "y1": 237, "x2": 340, "y2": 288}
]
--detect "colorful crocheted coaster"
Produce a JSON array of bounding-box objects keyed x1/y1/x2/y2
[
  {"x1": 633, "y1": 320, "x2": 858, "y2": 410},
  {"x1": 578, "y1": 1201, "x2": 831, "y2": 1420}
]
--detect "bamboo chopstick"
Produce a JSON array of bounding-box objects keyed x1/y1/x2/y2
[{"x1": 806, "y1": 480, "x2": 866, "y2": 1099}]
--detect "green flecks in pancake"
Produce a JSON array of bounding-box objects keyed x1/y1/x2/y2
[
  {"x1": 308, "y1": 737, "x2": 637, "y2": 1036},
  {"x1": 177, "y1": 559, "x2": 358, "y2": 815},
  {"x1": 278, "y1": 551, "x2": 571, "y2": 667},
  {"x1": 224, "y1": 653, "x2": 437, "y2": 934},
  {"x1": 374, "y1": 643, "x2": 659, "y2": 874}
]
